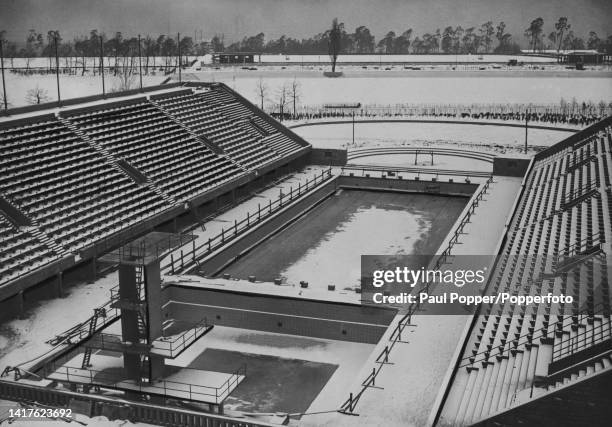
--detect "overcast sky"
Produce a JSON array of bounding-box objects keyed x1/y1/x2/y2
[{"x1": 1, "y1": 0, "x2": 611, "y2": 44}]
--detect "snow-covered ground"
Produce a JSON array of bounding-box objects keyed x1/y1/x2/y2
[
  {"x1": 2, "y1": 73, "x2": 167, "y2": 108},
  {"x1": 163, "y1": 325, "x2": 375, "y2": 416},
  {"x1": 292, "y1": 121, "x2": 571, "y2": 156},
  {"x1": 298, "y1": 176, "x2": 524, "y2": 427},
  {"x1": 0, "y1": 168, "x2": 329, "y2": 372},
  {"x1": 3, "y1": 70, "x2": 611, "y2": 109},
  {"x1": 207, "y1": 74, "x2": 612, "y2": 106}
]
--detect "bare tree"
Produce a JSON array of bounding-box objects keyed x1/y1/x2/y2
[
  {"x1": 255, "y1": 77, "x2": 268, "y2": 110},
  {"x1": 328, "y1": 18, "x2": 342, "y2": 73},
  {"x1": 276, "y1": 83, "x2": 289, "y2": 121},
  {"x1": 289, "y1": 77, "x2": 301, "y2": 119},
  {"x1": 0, "y1": 90, "x2": 9, "y2": 109},
  {"x1": 112, "y1": 72, "x2": 137, "y2": 92},
  {"x1": 525, "y1": 17, "x2": 544, "y2": 53},
  {"x1": 555, "y1": 17, "x2": 570, "y2": 53},
  {"x1": 25, "y1": 86, "x2": 50, "y2": 105}
]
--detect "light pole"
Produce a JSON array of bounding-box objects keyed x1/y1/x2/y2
[
  {"x1": 352, "y1": 110, "x2": 355, "y2": 145},
  {"x1": 0, "y1": 38, "x2": 7, "y2": 110},
  {"x1": 100, "y1": 37, "x2": 105, "y2": 96},
  {"x1": 54, "y1": 35, "x2": 61, "y2": 104},
  {"x1": 138, "y1": 34, "x2": 143, "y2": 90},
  {"x1": 177, "y1": 32, "x2": 181, "y2": 83},
  {"x1": 524, "y1": 108, "x2": 529, "y2": 154}
]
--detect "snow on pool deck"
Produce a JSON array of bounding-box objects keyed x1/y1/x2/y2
[
  {"x1": 47, "y1": 352, "x2": 244, "y2": 405},
  {"x1": 166, "y1": 275, "x2": 361, "y2": 305},
  {"x1": 296, "y1": 176, "x2": 523, "y2": 427},
  {"x1": 163, "y1": 325, "x2": 375, "y2": 417},
  {"x1": 215, "y1": 189, "x2": 467, "y2": 291},
  {"x1": 0, "y1": 167, "x2": 329, "y2": 374}
]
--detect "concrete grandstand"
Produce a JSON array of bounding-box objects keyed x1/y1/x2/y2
[{"x1": 0, "y1": 78, "x2": 610, "y2": 427}]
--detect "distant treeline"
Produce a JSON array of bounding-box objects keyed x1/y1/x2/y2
[
  {"x1": 0, "y1": 16, "x2": 611, "y2": 68},
  {"x1": 226, "y1": 17, "x2": 612, "y2": 55}
]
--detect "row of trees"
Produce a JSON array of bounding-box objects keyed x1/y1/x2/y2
[
  {"x1": 0, "y1": 29, "x2": 206, "y2": 73},
  {"x1": 227, "y1": 18, "x2": 612, "y2": 55},
  {"x1": 2, "y1": 16, "x2": 611, "y2": 67},
  {"x1": 226, "y1": 21, "x2": 522, "y2": 55},
  {"x1": 525, "y1": 17, "x2": 607, "y2": 53}
]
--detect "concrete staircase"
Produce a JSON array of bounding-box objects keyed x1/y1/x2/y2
[
  {"x1": 0, "y1": 194, "x2": 62, "y2": 254},
  {"x1": 29, "y1": 219, "x2": 63, "y2": 254},
  {"x1": 148, "y1": 98, "x2": 249, "y2": 174},
  {"x1": 443, "y1": 338, "x2": 552, "y2": 426},
  {"x1": 441, "y1": 313, "x2": 612, "y2": 426}
]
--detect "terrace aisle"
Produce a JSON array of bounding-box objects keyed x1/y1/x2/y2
[{"x1": 300, "y1": 175, "x2": 523, "y2": 427}]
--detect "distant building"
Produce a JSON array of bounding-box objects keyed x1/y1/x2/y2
[
  {"x1": 212, "y1": 53, "x2": 258, "y2": 64},
  {"x1": 557, "y1": 50, "x2": 611, "y2": 65}
]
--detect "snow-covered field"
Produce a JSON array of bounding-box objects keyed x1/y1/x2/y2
[
  {"x1": 3, "y1": 70, "x2": 611, "y2": 109},
  {"x1": 212, "y1": 75, "x2": 612, "y2": 107},
  {"x1": 2, "y1": 74, "x2": 167, "y2": 108},
  {"x1": 0, "y1": 54, "x2": 577, "y2": 70},
  {"x1": 292, "y1": 121, "x2": 571, "y2": 156}
]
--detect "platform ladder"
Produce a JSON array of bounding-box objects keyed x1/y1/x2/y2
[
  {"x1": 81, "y1": 307, "x2": 108, "y2": 368},
  {"x1": 133, "y1": 265, "x2": 152, "y2": 384}
]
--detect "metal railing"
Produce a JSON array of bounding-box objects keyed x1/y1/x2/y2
[
  {"x1": 0, "y1": 378, "x2": 273, "y2": 427},
  {"x1": 43, "y1": 359, "x2": 246, "y2": 405},
  {"x1": 561, "y1": 181, "x2": 599, "y2": 207},
  {"x1": 462, "y1": 303, "x2": 610, "y2": 369},
  {"x1": 554, "y1": 232, "x2": 603, "y2": 269},
  {"x1": 82, "y1": 319, "x2": 212, "y2": 359},
  {"x1": 46, "y1": 299, "x2": 120, "y2": 346},
  {"x1": 340, "y1": 176, "x2": 494, "y2": 414},
  {"x1": 152, "y1": 319, "x2": 213, "y2": 358},
  {"x1": 552, "y1": 305, "x2": 612, "y2": 363},
  {"x1": 341, "y1": 165, "x2": 491, "y2": 179},
  {"x1": 162, "y1": 167, "x2": 333, "y2": 275}
]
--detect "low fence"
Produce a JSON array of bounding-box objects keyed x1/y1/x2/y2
[
  {"x1": 341, "y1": 165, "x2": 491, "y2": 179},
  {"x1": 0, "y1": 379, "x2": 273, "y2": 427},
  {"x1": 347, "y1": 147, "x2": 495, "y2": 163},
  {"x1": 339, "y1": 176, "x2": 494, "y2": 414},
  {"x1": 289, "y1": 102, "x2": 611, "y2": 126},
  {"x1": 162, "y1": 167, "x2": 333, "y2": 275},
  {"x1": 41, "y1": 356, "x2": 245, "y2": 405}
]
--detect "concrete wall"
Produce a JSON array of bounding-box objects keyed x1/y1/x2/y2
[
  {"x1": 338, "y1": 175, "x2": 478, "y2": 197},
  {"x1": 163, "y1": 284, "x2": 396, "y2": 344},
  {"x1": 493, "y1": 157, "x2": 531, "y2": 177},
  {"x1": 309, "y1": 148, "x2": 348, "y2": 166},
  {"x1": 196, "y1": 177, "x2": 339, "y2": 276},
  {"x1": 0, "y1": 158, "x2": 310, "y2": 321}
]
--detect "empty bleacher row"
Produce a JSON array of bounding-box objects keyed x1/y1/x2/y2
[
  {"x1": 61, "y1": 100, "x2": 244, "y2": 202},
  {"x1": 440, "y1": 122, "x2": 612, "y2": 426},
  {"x1": 0, "y1": 212, "x2": 57, "y2": 285},
  {"x1": 0, "y1": 85, "x2": 310, "y2": 290},
  {"x1": 0, "y1": 117, "x2": 168, "y2": 259},
  {"x1": 154, "y1": 89, "x2": 283, "y2": 170},
  {"x1": 165, "y1": 85, "x2": 304, "y2": 157}
]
